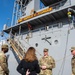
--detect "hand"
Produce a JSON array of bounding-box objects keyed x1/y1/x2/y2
[
  {"x1": 41, "y1": 66, "x2": 46, "y2": 70},
  {"x1": 26, "y1": 69, "x2": 30, "y2": 75}
]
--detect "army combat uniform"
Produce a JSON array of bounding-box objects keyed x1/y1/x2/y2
[
  {"x1": 0, "y1": 51, "x2": 9, "y2": 75},
  {"x1": 70, "y1": 47, "x2": 75, "y2": 75},
  {"x1": 0, "y1": 44, "x2": 9, "y2": 75},
  {"x1": 39, "y1": 56, "x2": 55, "y2": 75},
  {"x1": 71, "y1": 56, "x2": 75, "y2": 75}
]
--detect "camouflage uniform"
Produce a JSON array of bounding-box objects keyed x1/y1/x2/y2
[
  {"x1": 71, "y1": 56, "x2": 75, "y2": 75},
  {"x1": 0, "y1": 44, "x2": 9, "y2": 75},
  {"x1": 39, "y1": 56, "x2": 55, "y2": 75}
]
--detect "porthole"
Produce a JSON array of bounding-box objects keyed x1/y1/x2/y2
[
  {"x1": 35, "y1": 43, "x2": 38, "y2": 47},
  {"x1": 54, "y1": 40, "x2": 58, "y2": 44}
]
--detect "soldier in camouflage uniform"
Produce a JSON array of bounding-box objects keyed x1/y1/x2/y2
[
  {"x1": 0, "y1": 44, "x2": 9, "y2": 75},
  {"x1": 71, "y1": 47, "x2": 75, "y2": 75},
  {"x1": 39, "y1": 48, "x2": 55, "y2": 75}
]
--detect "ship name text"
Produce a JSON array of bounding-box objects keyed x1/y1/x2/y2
[{"x1": 18, "y1": 7, "x2": 53, "y2": 23}]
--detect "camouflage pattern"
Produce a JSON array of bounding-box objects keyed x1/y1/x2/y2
[
  {"x1": 71, "y1": 56, "x2": 75, "y2": 75},
  {"x1": 43, "y1": 48, "x2": 48, "y2": 52},
  {"x1": 39, "y1": 56, "x2": 55, "y2": 75},
  {"x1": 1, "y1": 45, "x2": 8, "y2": 49},
  {"x1": 70, "y1": 47, "x2": 75, "y2": 52},
  {"x1": 0, "y1": 51, "x2": 9, "y2": 75}
]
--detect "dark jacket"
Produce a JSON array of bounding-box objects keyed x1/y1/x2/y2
[{"x1": 17, "y1": 59, "x2": 40, "y2": 75}]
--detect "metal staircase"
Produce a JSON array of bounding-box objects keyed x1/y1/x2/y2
[{"x1": 8, "y1": 39, "x2": 25, "y2": 61}]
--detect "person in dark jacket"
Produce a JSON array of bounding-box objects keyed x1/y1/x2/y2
[{"x1": 17, "y1": 47, "x2": 40, "y2": 75}]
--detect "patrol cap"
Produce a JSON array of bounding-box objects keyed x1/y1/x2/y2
[
  {"x1": 1, "y1": 44, "x2": 9, "y2": 53},
  {"x1": 1, "y1": 44, "x2": 8, "y2": 49},
  {"x1": 43, "y1": 48, "x2": 48, "y2": 52},
  {"x1": 70, "y1": 47, "x2": 75, "y2": 52}
]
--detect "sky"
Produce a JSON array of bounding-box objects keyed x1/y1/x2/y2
[
  {"x1": 0, "y1": 0, "x2": 45, "y2": 41},
  {"x1": 0, "y1": 0, "x2": 14, "y2": 40},
  {"x1": 0, "y1": 0, "x2": 45, "y2": 30}
]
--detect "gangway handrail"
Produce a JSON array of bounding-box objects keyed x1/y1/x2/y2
[
  {"x1": 18, "y1": 40, "x2": 28, "y2": 50},
  {"x1": 15, "y1": 37, "x2": 27, "y2": 51},
  {"x1": 9, "y1": 39, "x2": 24, "y2": 60},
  {"x1": 10, "y1": 39, "x2": 22, "y2": 60}
]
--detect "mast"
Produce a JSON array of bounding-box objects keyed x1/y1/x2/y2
[{"x1": 11, "y1": 0, "x2": 31, "y2": 26}]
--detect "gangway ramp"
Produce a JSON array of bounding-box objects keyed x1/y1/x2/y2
[{"x1": 8, "y1": 39, "x2": 25, "y2": 62}]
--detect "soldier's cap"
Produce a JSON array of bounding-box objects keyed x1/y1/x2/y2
[
  {"x1": 70, "y1": 47, "x2": 75, "y2": 52},
  {"x1": 43, "y1": 48, "x2": 48, "y2": 52},
  {"x1": 1, "y1": 44, "x2": 8, "y2": 49}
]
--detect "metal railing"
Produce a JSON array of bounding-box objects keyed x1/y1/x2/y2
[
  {"x1": 49, "y1": 0, "x2": 71, "y2": 9},
  {"x1": 15, "y1": 37, "x2": 27, "y2": 51},
  {"x1": 9, "y1": 39, "x2": 25, "y2": 60}
]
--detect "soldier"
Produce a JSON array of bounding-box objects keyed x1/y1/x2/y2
[
  {"x1": 0, "y1": 44, "x2": 9, "y2": 75},
  {"x1": 39, "y1": 48, "x2": 55, "y2": 75},
  {"x1": 71, "y1": 47, "x2": 75, "y2": 75}
]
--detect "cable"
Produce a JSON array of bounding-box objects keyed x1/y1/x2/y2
[{"x1": 57, "y1": 23, "x2": 70, "y2": 75}]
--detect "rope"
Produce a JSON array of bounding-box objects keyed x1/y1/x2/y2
[
  {"x1": 57, "y1": 25, "x2": 70, "y2": 75},
  {"x1": 56, "y1": 54, "x2": 71, "y2": 62}
]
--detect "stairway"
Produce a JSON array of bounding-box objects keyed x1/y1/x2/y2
[{"x1": 8, "y1": 39, "x2": 25, "y2": 61}]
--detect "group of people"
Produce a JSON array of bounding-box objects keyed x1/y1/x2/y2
[
  {"x1": 0, "y1": 44, "x2": 75, "y2": 75},
  {"x1": 17, "y1": 47, "x2": 55, "y2": 75}
]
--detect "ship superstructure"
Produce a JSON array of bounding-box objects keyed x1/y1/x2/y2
[{"x1": 3, "y1": 0, "x2": 75, "y2": 75}]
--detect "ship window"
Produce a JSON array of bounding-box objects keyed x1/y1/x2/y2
[
  {"x1": 53, "y1": 24, "x2": 58, "y2": 28},
  {"x1": 41, "y1": 27, "x2": 45, "y2": 30},
  {"x1": 45, "y1": 26, "x2": 49, "y2": 31},
  {"x1": 58, "y1": 23, "x2": 63, "y2": 28},
  {"x1": 54, "y1": 40, "x2": 58, "y2": 44},
  {"x1": 49, "y1": 26, "x2": 52, "y2": 28}
]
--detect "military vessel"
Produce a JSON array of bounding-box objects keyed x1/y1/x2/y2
[{"x1": 2, "y1": 0, "x2": 75, "y2": 75}]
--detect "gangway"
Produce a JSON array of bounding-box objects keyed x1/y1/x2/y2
[{"x1": 8, "y1": 39, "x2": 25, "y2": 62}]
